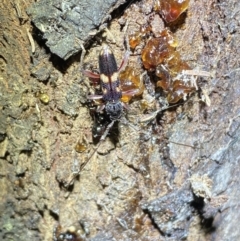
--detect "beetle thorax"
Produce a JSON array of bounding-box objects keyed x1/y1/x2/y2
[{"x1": 105, "y1": 100, "x2": 123, "y2": 120}]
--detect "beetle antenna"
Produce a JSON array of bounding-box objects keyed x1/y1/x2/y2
[{"x1": 80, "y1": 120, "x2": 116, "y2": 172}]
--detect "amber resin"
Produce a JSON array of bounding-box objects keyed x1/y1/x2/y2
[
  {"x1": 128, "y1": 0, "x2": 193, "y2": 104},
  {"x1": 141, "y1": 29, "x2": 195, "y2": 103},
  {"x1": 154, "y1": 0, "x2": 190, "y2": 23},
  {"x1": 129, "y1": 25, "x2": 152, "y2": 50},
  {"x1": 75, "y1": 140, "x2": 87, "y2": 153},
  {"x1": 119, "y1": 66, "x2": 144, "y2": 103},
  {"x1": 129, "y1": 32, "x2": 142, "y2": 49},
  {"x1": 142, "y1": 29, "x2": 177, "y2": 70}
]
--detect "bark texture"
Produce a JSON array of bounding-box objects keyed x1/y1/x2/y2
[{"x1": 0, "y1": 0, "x2": 240, "y2": 240}]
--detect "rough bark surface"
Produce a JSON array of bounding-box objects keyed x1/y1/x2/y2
[
  {"x1": 1, "y1": 0, "x2": 240, "y2": 240},
  {"x1": 27, "y1": 0, "x2": 128, "y2": 59}
]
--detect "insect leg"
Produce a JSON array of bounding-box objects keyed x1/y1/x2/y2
[
  {"x1": 118, "y1": 50, "x2": 130, "y2": 72},
  {"x1": 88, "y1": 94, "x2": 103, "y2": 100},
  {"x1": 82, "y1": 70, "x2": 100, "y2": 80}
]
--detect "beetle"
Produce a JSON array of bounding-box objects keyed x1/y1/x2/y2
[
  {"x1": 83, "y1": 44, "x2": 131, "y2": 119},
  {"x1": 80, "y1": 44, "x2": 138, "y2": 171}
]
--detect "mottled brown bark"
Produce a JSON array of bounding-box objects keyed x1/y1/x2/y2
[{"x1": 1, "y1": 0, "x2": 240, "y2": 240}]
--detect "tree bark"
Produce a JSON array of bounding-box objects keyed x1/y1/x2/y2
[{"x1": 1, "y1": 0, "x2": 240, "y2": 240}]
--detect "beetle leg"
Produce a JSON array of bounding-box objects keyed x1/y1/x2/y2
[
  {"x1": 118, "y1": 50, "x2": 130, "y2": 73},
  {"x1": 121, "y1": 102, "x2": 129, "y2": 110},
  {"x1": 82, "y1": 70, "x2": 100, "y2": 79},
  {"x1": 88, "y1": 94, "x2": 103, "y2": 100},
  {"x1": 122, "y1": 88, "x2": 140, "y2": 96},
  {"x1": 96, "y1": 104, "x2": 105, "y2": 112}
]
